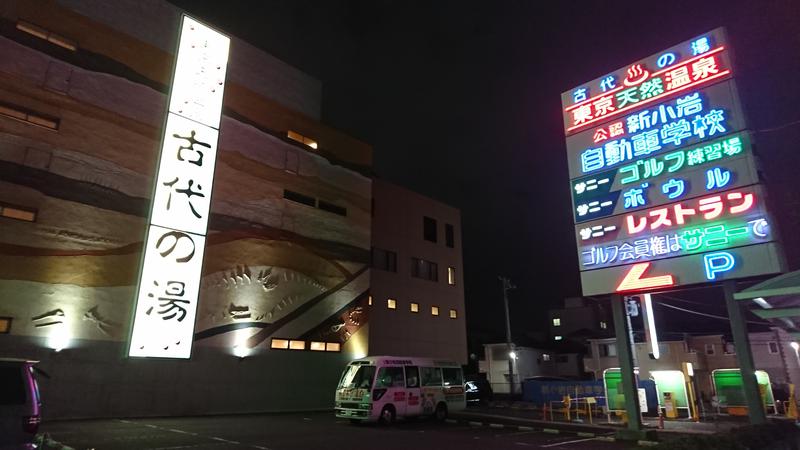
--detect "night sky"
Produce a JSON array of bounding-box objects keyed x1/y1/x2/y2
[{"x1": 170, "y1": 0, "x2": 800, "y2": 345}]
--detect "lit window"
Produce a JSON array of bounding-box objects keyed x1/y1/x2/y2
[
  {"x1": 368, "y1": 295, "x2": 373, "y2": 306},
  {"x1": 289, "y1": 340, "x2": 306, "y2": 350},
  {"x1": 552, "y1": 318, "x2": 561, "y2": 327},
  {"x1": 0, "y1": 102, "x2": 59, "y2": 131},
  {"x1": 447, "y1": 267, "x2": 456, "y2": 285},
  {"x1": 542, "y1": 353, "x2": 551, "y2": 362},
  {"x1": 387, "y1": 298, "x2": 397, "y2": 309},
  {"x1": 449, "y1": 309, "x2": 457, "y2": 319},
  {"x1": 270, "y1": 338, "x2": 289, "y2": 349},
  {"x1": 0, "y1": 317, "x2": 11, "y2": 334},
  {"x1": 310, "y1": 341, "x2": 326, "y2": 351},
  {"x1": 554, "y1": 336, "x2": 563, "y2": 341},
  {"x1": 0, "y1": 204, "x2": 36, "y2": 222},
  {"x1": 431, "y1": 306, "x2": 440, "y2": 316},
  {"x1": 325, "y1": 342, "x2": 341, "y2": 352},
  {"x1": 600, "y1": 321, "x2": 608, "y2": 329},
  {"x1": 410, "y1": 302, "x2": 419, "y2": 313},
  {"x1": 16, "y1": 21, "x2": 77, "y2": 51},
  {"x1": 768, "y1": 342, "x2": 779, "y2": 354},
  {"x1": 287, "y1": 130, "x2": 318, "y2": 149}
]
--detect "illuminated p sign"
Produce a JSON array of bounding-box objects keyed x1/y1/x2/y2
[{"x1": 703, "y1": 251, "x2": 735, "y2": 280}]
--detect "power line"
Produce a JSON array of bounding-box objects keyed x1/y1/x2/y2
[{"x1": 657, "y1": 301, "x2": 770, "y2": 326}]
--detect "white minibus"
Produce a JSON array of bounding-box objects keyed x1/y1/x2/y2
[{"x1": 335, "y1": 356, "x2": 465, "y2": 424}]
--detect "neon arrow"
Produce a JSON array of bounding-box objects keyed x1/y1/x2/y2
[{"x1": 616, "y1": 262, "x2": 675, "y2": 292}]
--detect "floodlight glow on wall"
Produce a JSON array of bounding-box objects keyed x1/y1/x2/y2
[{"x1": 128, "y1": 15, "x2": 230, "y2": 359}]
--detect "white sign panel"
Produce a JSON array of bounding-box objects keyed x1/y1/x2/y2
[
  {"x1": 129, "y1": 225, "x2": 206, "y2": 358},
  {"x1": 150, "y1": 113, "x2": 219, "y2": 236},
  {"x1": 128, "y1": 15, "x2": 229, "y2": 359},
  {"x1": 169, "y1": 16, "x2": 230, "y2": 129},
  {"x1": 638, "y1": 388, "x2": 648, "y2": 413}
]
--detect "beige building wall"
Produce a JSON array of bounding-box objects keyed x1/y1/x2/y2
[{"x1": 368, "y1": 179, "x2": 467, "y2": 363}]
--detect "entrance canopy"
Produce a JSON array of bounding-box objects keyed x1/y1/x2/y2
[{"x1": 734, "y1": 269, "x2": 800, "y2": 339}]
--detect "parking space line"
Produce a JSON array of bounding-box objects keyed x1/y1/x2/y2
[{"x1": 540, "y1": 437, "x2": 598, "y2": 447}]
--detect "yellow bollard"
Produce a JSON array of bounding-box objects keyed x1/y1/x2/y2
[{"x1": 788, "y1": 384, "x2": 798, "y2": 420}]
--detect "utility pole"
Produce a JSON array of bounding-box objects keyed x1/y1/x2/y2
[{"x1": 500, "y1": 276, "x2": 516, "y2": 396}]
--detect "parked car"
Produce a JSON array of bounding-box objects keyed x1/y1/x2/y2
[
  {"x1": 465, "y1": 375, "x2": 493, "y2": 405},
  {"x1": 0, "y1": 359, "x2": 41, "y2": 450}
]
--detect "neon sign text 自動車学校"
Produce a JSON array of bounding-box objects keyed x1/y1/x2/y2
[
  {"x1": 581, "y1": 216, "x2": 770, "y2": 269},
  {"x1": 565, "y1": 46, "x2": 730, "y2": 133},
  {"x1": 578, "y1": 92, "x2": 730, "y2": 175}
]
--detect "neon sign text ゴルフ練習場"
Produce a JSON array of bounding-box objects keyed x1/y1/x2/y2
[{"x1": 565, "y1": 46, "x2": 730, "y2": 133}]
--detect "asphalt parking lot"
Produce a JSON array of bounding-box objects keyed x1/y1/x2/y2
[{"x1": 41, "y1": 411, "x2": 639, "y2": 450}]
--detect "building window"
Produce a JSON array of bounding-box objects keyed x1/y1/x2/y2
[
  {"x1": 445, "y1": 224, "x2": 455, "y2": 248},
  {"x1": 552, "y1": 318, "x2": 561, "y2": 327},
  {"x1": 447, "y1": 267, "x2": 456, "y2": 285},
  {"x1": 371, "y1": 247, "x2": 397, "y2": 272},
  {"x1": 289, "y1": 340, "x2": 306, "y2": 350},
  {"x1": 0, "y1": 102, "x2": 59, "y2": 131},
  {"x1": 411, "y1": 257, "x2": 438, "y2": 282},
  {"x1": 0, "y1": 203, "x2": 37, "y2": 222},
  {"x1": 410, "y1": 302, "x2": 419, "y2": 313},
  {"x1": 768, "y1": 342, "x2": 779, "y2": 354},
  {"x1": 287, "y1": 130, "x2": 318, "y2": 149},
  {"x1": 326, "y1": 342, "x2": 341, "y2": 352},
  {"x1": 600, "y1": 321, "x2": 608, "y2": 329},
  {"x1": 423, "y1": 216, "x2": 437, "y2": 243},
  {"x1": 271, "y1": 338, "x2": 289, "y2": 349},
  {"x1": 449, "y1": 309, "x2": 457, "y2": 319},
  {"x1": 310, "y1": 341, "x2": 326, "y2": 351},
  {"x1": 368, "y1": 295, "x2": 373, "y2": 306},
  {"x1": 542, "y1": 353, "x2": 551, "y2": 362},
  {"x1": 431, "y1": 306, "x2": 440, "y2": 316},
  {"x1": 283, "y1": 189, "x2": 316, "y2": 207},
  {"x1": 705, "y1": 344, "x2": 715, "y2": 355},
  {"x1": 16, "y1": 21, "x2": 77, "y2": 51},
  {"x1": 554, "y1": 335, "x2": 563, "y2": 341},
  {"x1": 318, "y1": 200, "x2": 347, "y2": 216},
  {"x1": 600, "y1": 343, "x2": 617, "y2": 357},
  {"x1": 387, "y1": 298, "x2": 397, "y2": 309},
  {"x1": 0, "y1": 317, "x2": 11, "y2": 334}
]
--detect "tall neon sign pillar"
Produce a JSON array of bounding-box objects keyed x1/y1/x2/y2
[{"x1": 128, "y1": 15, "x2": 230, "y2": 359}]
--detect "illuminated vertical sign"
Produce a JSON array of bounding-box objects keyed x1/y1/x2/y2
[
  {"x1": 128, "y1": 15, "x2": 230, "y2": 358},
  {"x1": 562, "y1": 28, "x2": 784, "y2": 296}
]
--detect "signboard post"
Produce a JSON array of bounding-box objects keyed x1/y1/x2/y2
[
  {"x1": 562, "y1": 28, "x2": 785, "y2": 429},
  {"x1": 127, "y1": 15, "x2": 230, "y2": 359}
]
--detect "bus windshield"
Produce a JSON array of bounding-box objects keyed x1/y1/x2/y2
[{"x1": 338, "y1": 364, "x2": 376, "y2": 389}]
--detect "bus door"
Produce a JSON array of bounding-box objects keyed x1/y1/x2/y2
[
  {"x1": 405, "y1": 366, "x2": 422, "y2": 416},
  {"x1": 375, "y1": 366, "x2": 407, "y2": 417}
]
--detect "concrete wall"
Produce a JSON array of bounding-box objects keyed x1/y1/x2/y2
[{"x1": 368, "y1": 180, "x2": 467, "y2": 363}]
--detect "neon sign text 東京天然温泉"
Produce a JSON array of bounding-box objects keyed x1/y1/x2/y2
[
  {"x1": 581, "y1": 216, "x2": 770, "y2": 269},
  {"x1": 578, "y1": 92, "x2": 731, "y2": 174},
  {"x1": 565, "y1": 46, "x2": 730, "y2": 133}
]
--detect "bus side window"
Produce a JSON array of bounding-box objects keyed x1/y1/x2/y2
[
  {"x1": 406, "y1": 366, "x2": 419, "y2": 388},
  {"x1": 421, "y1": 367, "x2": 442, "y2": 386},
  {"x1": 376, "y1": 367, "x2": 405, "y2": 388},
  {"x1": 442, "y1": 368, "x2": 463, "y2": 387}
]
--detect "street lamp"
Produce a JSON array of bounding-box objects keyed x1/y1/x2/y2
[
  {"x1": 499, "y1": 276, "x2": 516, "y2": 396},
  {"x1": 509, "y1": 351, "x2": 517, "y2": 360}
]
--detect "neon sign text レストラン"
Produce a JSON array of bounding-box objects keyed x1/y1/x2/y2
[{"x1": 565, "y1": 46, "x2": 731, "y2": 133}]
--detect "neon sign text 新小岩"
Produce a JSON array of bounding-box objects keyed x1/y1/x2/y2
[
  {"x1": 579, "y1": 93, "x2": 730, "y2": 174},
  {"x1": 565, "y1": 46, "x2": 730, "y2": 133}
]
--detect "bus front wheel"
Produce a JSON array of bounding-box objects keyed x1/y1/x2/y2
[
  {"x1": 435, "y1": 403, "x2": 448, "y2": 422},
  {"x1": 379, "y1": 405, "x2": 396, "y2": 425}
]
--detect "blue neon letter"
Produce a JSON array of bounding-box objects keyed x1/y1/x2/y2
[{"x1": 704, "y1": 251, "x2": 735, "y2": 280}]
